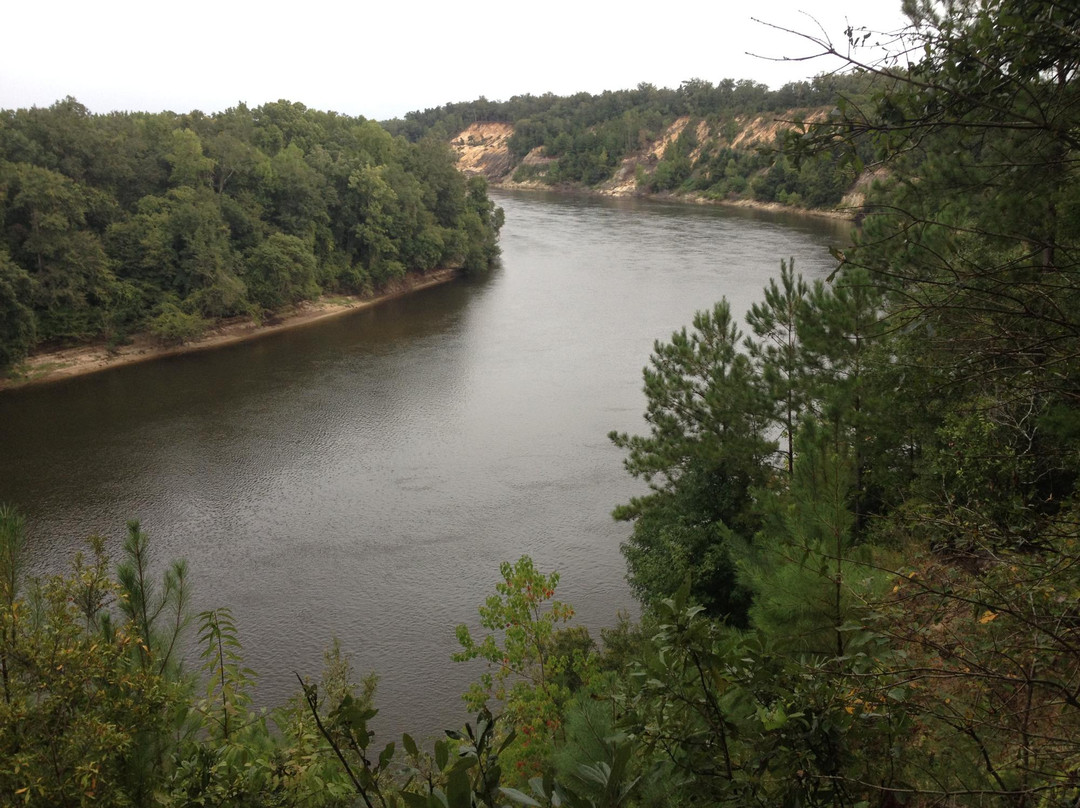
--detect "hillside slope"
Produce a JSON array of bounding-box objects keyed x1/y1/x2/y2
[{"x1": 450, "y1": 108, "x2": 856, "y2": 211}]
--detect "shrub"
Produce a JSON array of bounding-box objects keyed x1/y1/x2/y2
[{"x1": 149, "y1": 303, "x2": 207, "y2": 346}]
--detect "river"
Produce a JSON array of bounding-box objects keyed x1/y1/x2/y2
[{"x1": 0, "y1": 190, "x2": 849, "y2": 740}]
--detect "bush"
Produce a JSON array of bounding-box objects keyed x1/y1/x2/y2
[
  {"x1": 245, "y1": 232, "x2": 321, "y2": 309},
  {"x1": 185, "y1": 274, "x2": 250, "y2": 318},
  {"x1": 149, "y1": 303, "x2": 207, "y2": 346}
]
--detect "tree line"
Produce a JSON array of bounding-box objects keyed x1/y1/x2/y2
[
  {"x1": 0, "y1": 100, "x2": 505, "y2": 370},
  {"x1": 3, "y1": 0, "x2": 1080, "y2": 805}
]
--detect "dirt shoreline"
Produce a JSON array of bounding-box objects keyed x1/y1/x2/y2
[
  {"x1": 1, "y1": 268, "x2": 462, "y2": 392},
  {"x1": 488, "y1": 179, "x2": 860, "y2": 222}
]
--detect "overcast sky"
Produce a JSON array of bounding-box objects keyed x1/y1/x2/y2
[{"x1": 2, "y1": 0, "x2": 910, "y2": 121}]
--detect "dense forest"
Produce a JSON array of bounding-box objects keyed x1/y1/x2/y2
[
  {"x1": 3, "y1": 0, "x2": 1080, "y2": 806},
  {"x1": 384, "y1": 72, "x2": 877, "y2": 207},
  {"x1": 0, "y1": 101, "x2": 504, "y2": 371}
]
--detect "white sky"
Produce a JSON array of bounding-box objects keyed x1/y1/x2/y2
[{"x1": 1, "y1": 0, "x2": 910, "y2": 121}]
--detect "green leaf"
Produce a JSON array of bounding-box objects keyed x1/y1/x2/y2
[
  {"x1": 496, "y1": 727, "x2": 517, "y2": 755},
  {"x1": 446, "y1": 767, "x2": 471, "y2": 808},
  {"x1": 500, "y1": 787, "x2": 543, "y2": 807},
  {"x1": 379, "y1": 741, "x2": 396, "y2": 771},
  {"x1": 756, "y1": 704, "x2": 789, "y2": 731},
  {"x1": 531, "y1": 775, "x2": 550, "y2": 800},
  {"x1": 450, "y1": 754, "x2": 478, "y2": 774}
]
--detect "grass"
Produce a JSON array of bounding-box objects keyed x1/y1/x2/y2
[{"x1": 3, "y1": 360, "x2": 73, "y2": 384}]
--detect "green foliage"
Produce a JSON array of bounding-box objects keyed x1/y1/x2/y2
[
  {"x1": 149, "y1": 301, "x2": 207, "y2": 345},
  {"x1": 0, "y1": 251, "x2": 35, "y2": 369},
  {"x1": 639, "y1": 123, "x2": 698, "y2": 193},
  {"x1": 196, "y1": 607, "x2": 257, "y2": 742},
  {"x1": 0, "y1": 99, "x2": 504, "y2": 363},
  {"x1": 0, "y1": 160, "x2": 117, "y2": 343},
  {"x1": 615, "y1": 583, "x2": 899, "y2": 808},
  {"x1": 610, "y1": 299, "x2": 774, "y2": 622},
  {"x1": 745, "y1": 258, "x2": 809, "y2": 475},
  {"x1": 0, "y1": 522, "x2": 181, "y2": 806},
  {"x1": 549, "y1": 695, "x2": 638, "y2": 808},
  {"x1": 114, "y1": 520, "x2": 191, "y2": 674},
  {"x1": 454, "y1": 556, "x2": 586, "y2": 781},
  {"x1": 743, "y1": 419, "x2": 891, "y2": 656},
  {"x1": 0, "y1": 504, "x2": 25, "y2": 709},
  {"x1": 460, "y1": 176, "x2": 504, "y2": 276},
  {"x1": 167, "y1": 129, "x2": 215, "y2": 188},
  {"x1": 244, "y1": 231, "x2": 320, "y2": 309}
]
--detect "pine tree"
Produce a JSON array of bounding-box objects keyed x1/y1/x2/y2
[
  {"x1": 745, "y1": 258, "x2": 810, "y2": 477},
  {"x1": 799, "y1": 267, "x2": 887, "y2": 538},
  {"x1": 610, "y1": 300, "x2": 774, "y2": 622},
  {"x1": 741, "y1": 419, "x2": 886, "y2": 656}
]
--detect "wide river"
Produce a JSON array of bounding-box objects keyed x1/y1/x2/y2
[{"x1": 0, "y1": 190, "x2": 849, "y2": 740}]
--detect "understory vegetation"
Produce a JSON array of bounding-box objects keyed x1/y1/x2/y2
[
  {"x1": 0, "y1": 101, "x2": 504, "y2": 370},
  {"x1": 4, "y1": 0, "x2": 1080, "y2": 805}
]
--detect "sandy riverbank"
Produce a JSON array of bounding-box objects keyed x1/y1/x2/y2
[
  {"x1": 1, "y1": 268, "x2": 462, "y2": 392},
  {"x1": 489, "y1": 180, "x2": 860, "y2": 222}
]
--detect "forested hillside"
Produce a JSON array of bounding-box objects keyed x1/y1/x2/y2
[
  {"x1": 384, "y1": 74, "x2": 877, "y2": 208},
  {"x1": 0, "y1": 101, "x2": 504, "y2": 370},
  {"x1": 3, "y1": 0, "x2": 1080, "y2": 806}
]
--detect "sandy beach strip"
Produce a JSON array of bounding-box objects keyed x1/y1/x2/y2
[{"x1": 1, "y1": 268, "x2": 462, "y2": 391}]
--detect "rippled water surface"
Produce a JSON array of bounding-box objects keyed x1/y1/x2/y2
[{"x1": 0, "y1": 191, "x2": 849, "y2": 739}]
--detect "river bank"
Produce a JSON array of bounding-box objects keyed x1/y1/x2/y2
[
  {"x1": 0, "y1": 268, "x2": 462, "y2": 391},
  {"x1": 488, "y1": 178, "x2": 861, "y2": 222}
]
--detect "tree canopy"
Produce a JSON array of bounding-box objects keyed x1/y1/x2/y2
[{"x1": 0, "y1": 99, "x2": 504, "y2": 369}]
